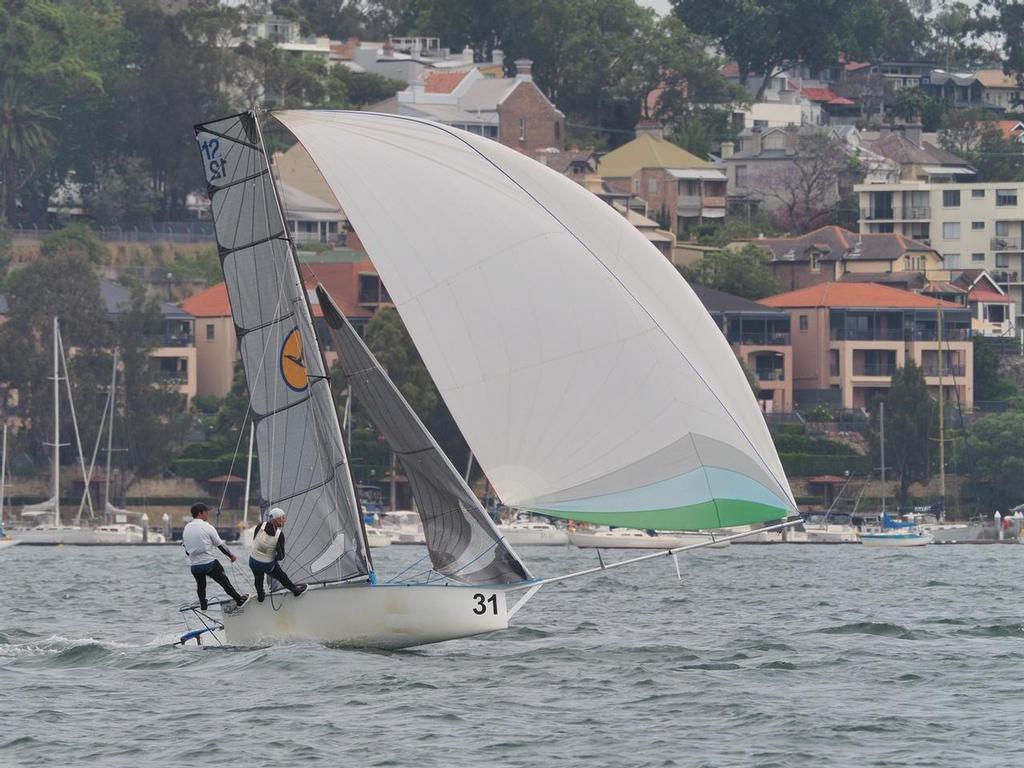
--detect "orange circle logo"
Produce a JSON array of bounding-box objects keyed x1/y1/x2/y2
[{"x1": 280, "y1": 327, "x2": 308, "y2": 391}]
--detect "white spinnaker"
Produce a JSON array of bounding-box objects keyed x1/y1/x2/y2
[{"x1": 274, "y1": 111, "x2": 797, "y2": 520}]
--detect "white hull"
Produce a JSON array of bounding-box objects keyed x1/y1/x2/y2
[
  {"x1": 497, "y1": 524, "x2": 569, "y2": 546},
  {"x1": 220, "y1": 582, "x2": 515, "y2": 649},
  {"x1": 0, "y1": 539, "x2": 19, "y2": 550},
  {"x1": 860, "y1": 531, "x2": 933, "y2": 547},
  {"x1": 8, "y1": 524, "x2": 161, "y2": 544},
  {"x1": 803, "y1": 526, "x2": 860, "y2": 544},
  {"x1": 570, "y1": 529, "x2": 726, "y2": 549},
  {"x1": 365, "y1": 528, "x2": 392, "y2": 548}
]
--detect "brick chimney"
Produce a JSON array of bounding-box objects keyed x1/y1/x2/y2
[
  {"x1": 720, "y1": 140, "x2": 735, "y2": 159},
  {"x1": 904, "y1": 122, "x2": 923, "y2": 147},
  {"x1": 635, "y1": 119, "x2": 664, "y2": 140},
  {"x1": 492, "y1": 48, "x2": 504, "y2": 69},
  {"x1": 514, "y1": 59, "x2": 533, "y2": 81}
]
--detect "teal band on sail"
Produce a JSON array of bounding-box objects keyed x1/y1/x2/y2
[{"x1": 531, "y1": 498, "x2": 789, "y2": 530}]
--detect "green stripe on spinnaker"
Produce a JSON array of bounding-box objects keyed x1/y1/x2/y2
[{"x1": 531, "y1": 499, "x2": 788, "y2": 530}]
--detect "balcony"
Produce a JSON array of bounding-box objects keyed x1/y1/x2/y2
[
  {"x1": 913, "y1": 329, "x2": 972, "y2": 342},
  {"x1": 729, "y1": 331, "x2": 792, "y2": 346},
  {"x1": 991, "y1": 237, "x2": 1022, "y2": 251},
  {"x1": 702, "y1": 196, "x2": 726, "y2": 208},
  {"x1": 862, "y1": 208, "x2": 894, "y2": 221},
  {"x1": 993, "y1": 270, "x2": 1020, "y2": 285},
  {"x1": 852, "y1": 363, "x2": 897, "y2": 376},
  {"x1": 160, "y1": 333, "x2": 195, "y2": 348},
  {"x1": 831, "y1": 328, "x2": 904, "y2": 341},
  {"x1": 159, "y1": 371, "x2": 188, "y2": 385},
  {"x1": 903, "y1": 206, "x2": 931, "y2": 220},
  {"x1": 677, "y1": 195, "x2": 702, "y2": 211},
  {"x1": 756, "y1": 368, "x2": 785, "y2": 381}
]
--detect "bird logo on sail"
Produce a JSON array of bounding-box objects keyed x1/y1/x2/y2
[{"x1": 280, "y1": 327, "x2": 309, "y2": 391}]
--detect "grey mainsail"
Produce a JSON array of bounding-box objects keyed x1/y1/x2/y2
[
  {"x1": 317, "y1": 285, "x2": 531, "y2": 585},
  {"x1": 194, "y1": 112, "x2": 370, "y2": 584}
]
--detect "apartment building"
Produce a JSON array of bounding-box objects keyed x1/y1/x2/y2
[
  {"x1": 691, "y1": 285, "x2": 793, "y2": 413},
  {"x1": 761, "y1": 282, "x2": 973, "y2": 410},
  {"x1": 856, "y1": 180, "x2": 1024, "y2": 322}
]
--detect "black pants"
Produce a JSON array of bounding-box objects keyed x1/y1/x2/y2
[
  {"x1": 192, "y1": 560, "x2": 243, "y2": 609},
  {"x1": 254, "y1": 562, "x2": 299, "y2": 597}
]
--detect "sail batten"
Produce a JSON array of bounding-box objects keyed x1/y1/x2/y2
[
  {"x1": 275, "y1": 110, "x2": 797, "y2": 532},
  {"x1": 195, "y1": 112, "x2": 369, "y2": 584}
]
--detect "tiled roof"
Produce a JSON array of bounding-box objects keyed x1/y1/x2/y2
[
  {"x1": 754, "y1": 226, "x2": 935, "y2": 262},
  {"x1": 801, "y1": 87, "x2": 840, "y2": 103},
  {"x1": 860, "y1": 132, "x2": 971, "y2": 168},
  {"x1": 976, "y1": 69, "x2": 1019, "y2": 88},
  {"x1": 690, "y1": 284, "x2": 785, "y2": 314},
  {"x1": 180, "y1": 283, "x2": 231, "y2": 318},
  {"x1": 719, "y1": 62, "x2": 740, "y2": 77},
  {"x1": 997, "y1": 119, "x2": 1024, "y2": 139},
  {"x1": 761, "y1": 282, "x2": 963, "y2": 309},
  {"x1": 598, "y1": 133, "x2": 711, "y2": 177},
  {"x1": 424, "y1": 70, "x2": 468, "y2": 93}
]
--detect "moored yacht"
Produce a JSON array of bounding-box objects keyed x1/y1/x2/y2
[
  {"x1": 570, "y1": 527, "x2": 727, "y2": 549},
  {"x1": 497, "y1": 517, "x2": 569, "y2": 546}
]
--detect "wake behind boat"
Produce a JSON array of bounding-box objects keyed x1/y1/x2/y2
[{"x1": 180, "y1": 110, "x2": 799, "y2": 649}]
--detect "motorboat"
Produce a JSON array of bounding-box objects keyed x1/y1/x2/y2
[
  {"x1": 570, "y1": 527, "x2": 727, "y2": 549},
  {"x1": 860, "y1": 530, "x2": 933, "y2": 547},
  {"x1": 497, "y1": 518, "x2": 569, "y2": 546},
  {"x1": 378, "y1": 510, "x2": 426, "y2": 545},
  {"x1": 364, "y1": 527, "x2": 393, "y2": 548},
  {"x1": 801, "y1": 513, "x2": 859, "y2": 544}
]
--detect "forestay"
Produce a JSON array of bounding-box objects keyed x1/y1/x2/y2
[
  {"x1": 317, "y1": 286, "x2": 530, "y2": 585},
  {"x1": 274, "y1": 110, "x2": 798, "y2": 531},
  {"x1": 194, "y1": 112, "x2": 370, "y2": 584}
]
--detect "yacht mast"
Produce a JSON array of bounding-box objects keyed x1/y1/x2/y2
[
  {"x1": 937, "y1": 302, "x2": 945, "y2": 523},
  {"x1": 242, "y1": 422, "x2": 254, "y2": 528},
  {"x1": 103, "y1": 349, "x2": 118, "y2": 512},
  {"x1": 53, "y1": 318, "x2": 60, "y2": 527},
  {"x1": 1, "y1": 423, "x2": 7, "y2": 526},
  {"x1": 880, "y1": 401, "x2": 886, "y2": 516}
]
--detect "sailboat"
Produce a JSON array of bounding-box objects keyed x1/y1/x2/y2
[
  {"x1": 183, "y1": 111, "x2": 798, "y2": 649},
  {"x1": 0, "y1": 424, "x2": 18, "y2": 550}
]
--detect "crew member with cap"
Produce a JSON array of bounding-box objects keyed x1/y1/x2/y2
[
  {"x1": 182, "y1": 502, "x2": 248, "y2": 610},
  {"x1": 249, "y1": 507, "x2": 308, "y2": 602}
]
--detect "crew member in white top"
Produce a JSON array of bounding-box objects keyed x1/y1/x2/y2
[
  {"x1": 182, "y1": 503, "x2": 248, "y2": 610},
  {"x1": 249, "y1": 507, "x2": 307, "y2": 602}
]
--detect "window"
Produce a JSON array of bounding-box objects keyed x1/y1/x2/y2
[
  {"x1": 943, "y1": 190, "x2": 961, "y2": 207},
  {"x1": 997, "y1": 189, "x2": 1018, "y2": 206},
  {"x1": 735, "y1": 164, "x2": 748, "y2": 188},
  {"x1": 799, "y1": 315, "x2": 809, "y2": 332},
  {"x1": 943, "y1": 254, "x2": 961, "y2": 268},
  {"x1": 996, "y1": 221, "x2": 1010, "y2": 236},
  {"x1": 205, "y1": 323, "x2": 215, "y2": 341},
  {"x1": 554, "y1": 122, "x2": 561, "y2": 141},
  {"x1": 518, "y1": 117, "x2": 526, "y2": 141},
  {"x1": 753, "y1": 119, "x2": 769, "y2": 128},
  {"x1": 763, "y1": 131, "x2": 787, "y2": 151},
  {"x1": 973, "y1": 253, "x2": 986, "y2": 262},
  {"x1": 648, "y1": 177, "x2": 658, "y2": 194},
  {"x1": 972, "y1": 221, "x2": 985, "y2": 230},
  {"x1": 997, "y1": 254, "x2": 1011, "y2": 268},
  {"x1": 810, "y1": 252, "x2": 820, "y2": 272},
  {"x1": 942, "y1": 222, "x2": 960, "y2": 240},
  {"x1": 972, "y1": 189, "x2": 985, "y2": 198},
  {"x1": 633, "y1": 178, "x2": 640, "y2": 194},
  {"x1": 483, "y1": 125, "x2": 498, "y2": 139}
]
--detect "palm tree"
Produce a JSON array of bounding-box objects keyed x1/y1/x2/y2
[{"x1": 0, "y1": 82, "x2": 55, "y2": 224}]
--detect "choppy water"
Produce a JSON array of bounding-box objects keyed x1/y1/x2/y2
[{"x1": 3, "y1": 543, "x2": 1024, "y2": 767}]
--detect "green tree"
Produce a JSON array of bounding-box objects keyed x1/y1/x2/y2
[
  {"x1": 973, "y1": 335, "x2": 1018, "y2": 402},
  {"x1": 940, "y1": 110, "x2": 1024, "y2": 182},
  {"x1": 673, "y1": 0, "x2": 885, "y2": 101},
  {"x1": 679, "y1": 244, "x2": 780, "y2": 299},
  {"x1": 39, "y1": 223, "x2": 106, "y2": 265},
  {"x1": 891, "y1": 87, "x2": 947, "y2": 132},
  {"x1": 869, "y1": 360, "x2": 936, "y2": 503},
  {"x1": 964, "y1": 410, "x2": 1024, "y2": 511},
  {"x1": 84, "y1": 157, "x2": 161, "y2": 227},
  {"x1": 365, "y1": 307, "x2": 438, "y2": 420}
]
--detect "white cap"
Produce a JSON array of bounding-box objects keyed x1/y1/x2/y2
[{"x1": 269, "y1": 508, "x2": 286, "y2": 520}]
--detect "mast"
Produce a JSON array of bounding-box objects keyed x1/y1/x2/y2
[
  {"x1": 251, "y1": 111, "x2": 374, "y2": 570},
  {"x1": 242, "y1": 422, "x2": 254, "y2": 528},
  {"x1": 937, "y1": 301, "x2": 945, "y2": 523},
  {"x1": 879, "y1": 401, "x2": 886, "y2": 517},
  {"x1": 0, "y1": 423, "x2": 7, "y2": 527},
  {"x1": 52, "y1": 317, "x2": 60, "y2": 528},
  {"x1": 104, "y1": 349, "x2": 118, "y2": 512}
]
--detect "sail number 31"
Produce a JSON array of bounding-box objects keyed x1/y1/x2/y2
[
  {"x1": 472, "y1": 593, "x2": 498, "y2": 615},
  {"x1": 201, "y1": 138, "x2": 228, "y2": 181}
]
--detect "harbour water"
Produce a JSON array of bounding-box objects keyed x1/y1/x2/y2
[{"x1": 3, "y1": 543, "x2": 1023, "y2": 767}]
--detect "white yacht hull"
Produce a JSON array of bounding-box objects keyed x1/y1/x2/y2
[
  {"x1": 860, "y1": 531, "x2": 933, "y2": 547},
  {"x1": 8, "y1": 527, "x2": 100, "y2": 544},
  {"x1": 365, "y1": 529, "x2": 392, "y2": 548},
  {"x1": 497, "y1": 526, "x2": 569, "y2": 546},
  {"x1": 570, "y1": 530, "x2": 726, "y2": 549},
  {"x1": 803, "y1": 527, "x2": 860, "y2": 544},
  {"x1": 220, "y1": 583, "x2": 515, "y2": 649},
  {"x1": 0, "y1": 539, "x2": 19, "y2": 550}
]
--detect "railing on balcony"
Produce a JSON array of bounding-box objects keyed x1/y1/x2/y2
[
  {"x1": 913, "y1": 329, "x2": 972, "y2": 341},
  {"x1": 852, "y1": 363, "x2": 897, "y2": 376},
  {"x1": 904, "y1": 206, "x2": 931, "y2": 219},
  {"x1": 677, "y1": 195, "x2": 702, "y2": 210},
  {"x1": 922, "y1": 365, "x2": 966, "y2": 377},
  {"x1": 991, "y1": 237, "x2": 1022, "y2": 251},
  {"x1": 993, "y1": 270, "x2": 1020, "y2": 284},
  {"x1": 831, "y1": 328, "x2": 904, "y2": 341},
  {"x1": 160, "y1": 333, "x2": 195, "y2": 348},
  {"x1": 702, "y1": 196, "x2": 727, "y2": 208},
  {"x1": 861, "y1": 208, "x2": 894, "y2": 220},
  {"x1": 159, "y1": 372, "x2": 188, "y2": 385},
  {"x1": 756, "y1": 369, "x2": 785, "y2": 381},
  {"x1": 729, "y1": 332, "x2": 792, "y2": 346}
]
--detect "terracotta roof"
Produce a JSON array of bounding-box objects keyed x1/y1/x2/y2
[
  {"x1": 180, "y1": 283, "x2": 231, "y2": 317},
  {"x1": 970, "y1": 286, "x2": 1011, "y2": 303},
  {"x1": 844, "y1": 61, "x2": 871, "y2": 72},
  {"x1": 424, "y1": 70, "x2": 468, "y2": 94},
  {"x1": 996, "y1": 119, "x2": 1024, "y2": 139},
  {"x1": 801, "y1": 87, "x2": 840, "y2": 103},
  {"x1": 761, "y1": 282, "x2": 964, "y2": 309},
  {"x1": 719, "y1": 62, "x2": 740, "y2": 77},
  {"x1": 828, "y1": 96, "x2": 856, "y2": 106}
]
